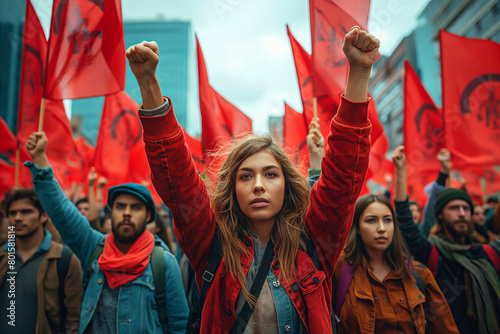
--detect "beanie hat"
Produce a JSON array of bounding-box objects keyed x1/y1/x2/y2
[
  {"x1": 107, "y1": 183, "x2": 157, "y2": 223},
  {"x1": 434, "y1": 188, "x2": 473, "y2": 218}
]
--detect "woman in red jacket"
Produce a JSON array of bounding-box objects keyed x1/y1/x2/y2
[
  {"x1": 128, "y1": 26, "x2": 377, "y2": 333},
  {"x1": 333, "y1": 194, "x2": 458, "y2": 333}
]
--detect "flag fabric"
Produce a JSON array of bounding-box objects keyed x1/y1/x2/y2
[
  {"x1": 367, "y1": 132, "x2": 392, "y2": 187},
  {"x1": 407, "y1": 171, "x2": 434, "y2": 208},
  {"x1": 75, "y1": 136, "x2": 95, "y2": 184},
  {"x1": 127, "y1": 137, "x2": 162, "y2": 204},
  {"x1": 440, "y1": 30, "x2": 500, "y2": 168},
  {"x1": 283, "y1": 103, "x2": 309, "y2": 177},
  {"x1": 309, "y1": 0, "x2": 371, "y2": 98},
  {"x1": 95, "y1": 91, "x2": 143, "y2": 186},
  {"x1": 196, "y1": 37, "x2": 252, "y2": 175},
  {"x1": 0, "y1": 117, "x2": 33, "y2": 195},
  {"x1": 17, "y1": 0, "x2": 83, "y2": 191},
  {"x1": 17, "y1": 0, "x2": 48, "y2": 143},
  {"x1": 44, "y1": 0, "x2": 125, "y2": 99},
  {"x1": 404, "y1": 60, "x2": 444, "y2": 178},
  {"x1": 287, "y1": 26, "x2": 337, "y2": 142},
  {"x1": 482, "y1": 167, "x2": 500, "y2": 194},
  {"x1": 183, "y1": 128, "x2": 205, "y2": 174},
  {"x1": 95, "y1": 91, "x2": 164, "y2": 204},
  {"x1": 43, "y1": 99, "x2": 84, "y2": 190}
]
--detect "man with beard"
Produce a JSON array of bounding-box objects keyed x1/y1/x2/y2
[
  {"x1": 392, "y1": 146, "x2": 500, "y2": 334},
  {"x1": 0, "y1": 188, "x2": 82, "y2": 333},
  {"x1": 24, "y1": 131, "x2": 189, "y2": 334}
]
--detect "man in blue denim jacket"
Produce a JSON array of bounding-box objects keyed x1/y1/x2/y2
[{"x1": 25, "y1": 131, "x2": 189, "y2": 334}]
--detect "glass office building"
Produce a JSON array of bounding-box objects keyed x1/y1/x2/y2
[{"x1": 72, "y1": 20, "x2": 198, "y2": 144}]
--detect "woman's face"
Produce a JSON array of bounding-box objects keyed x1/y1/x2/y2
[
  {"x1": 358, "y1": 202, "x2": 394, "y2": 254},
  {"x1": 409, "y1": 204, "x2": 422, "y2": 223},
  {"x1": 235, "y1": 150, "x2": 285, "y2": 227},
  {"x1": 472, "y1": 205, "x2": 486, "y2": 226}
]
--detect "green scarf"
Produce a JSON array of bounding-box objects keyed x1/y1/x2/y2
[{"x1": 429, "y1": 235, "x2": 500, "y2": 334}]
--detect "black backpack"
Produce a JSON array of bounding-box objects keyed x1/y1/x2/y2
[{"x1": 82, "y1": 240, "x2": 170, "y2": 334}]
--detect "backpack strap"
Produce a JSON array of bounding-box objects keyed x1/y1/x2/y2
[
  {"x1": 189, "y1": 232, "x2": 223, "y2": 334},
  {"x1": 57, "y1": 244, "x2": 73, "y2": 331},
  {"x1": 427, "y1": 244, "x2": 439, "y2": 277},
  {"x1": 334, "y1": 261, "x2": 354, "y2": 324},
  {"x1": 82, "y1": 240, "x2": 105, "y2": 293},
  {"x1": 151, "y1": 246, "x2": 168, "y2": 334},
  {"x1": 483, "y1": 244, "x2": 500, "y2": 272}
]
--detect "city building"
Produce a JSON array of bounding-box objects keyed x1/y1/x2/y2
[
  {"x1": 268, "y1": 114, "x2": 283, "y2": 145},
  {"x1": 369, "y1": 0, "x2": 500, "y2": 150},
  {"x1": 368, "y1": 33, "x2": 418, "y2": 150},
  {"x1": 0, "y1": 0, "x2": 25, "y2": 132},
  {"x1": 72, "y1": 20, "x2": 198, "y2": 144},
  {"x1": 415, "y1": 0, "x2": 500, "y2": 105}
]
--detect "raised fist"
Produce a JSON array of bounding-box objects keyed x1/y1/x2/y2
[
  {"x1": 88, "y1": 167, "x2": 98, "y2": 185},
  {"x1": 97, "y1": 177, "x2": 108, "y2": 189},
  {"x1": 307, "y1": 118, "x2": 325, "y2": 156},
  {"x1": 26, "y1": 132, "x2": 48, "y2": 159},
  {"x1": 437, "y1": 148, "x2": 451, "y2": 173},
  {"x1": 343, "y1": 26, "x2": 380, "y2": 71},
  {"x1": 391, "y1": 145, "x2": 406, "y2": 170},
  {"x1": 126, "y1": 41, "x2": 160, "y2": 83}
]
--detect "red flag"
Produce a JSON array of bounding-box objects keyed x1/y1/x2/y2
[
  {"x1": 287, "y1": 26, "x2": 382, "y2": 144},
  {"x1": 127, "y1": 138, "x2": 162, "y2": 205},
  {"x1": 482, "y1": 167, "x2": 500, "y2": 194},
  {"x1": 95, "y1": 91, "x2": 143, "y2": 186},
  {"x1": 407, "y1": 171, "x2": 433, "y2": 208},
  {"x1": 404, "y1": 60, "x2": 444, "y2": 178},
  {"x1": 0, "y1": 118, "x2": 33, "y2": 193},
  {"x1": 283, "y1": 103, "x2": 309, "y2": 177},
  {"x1": 367, "y1": 132, "x2": 391, "y2": 186},
  {"x1": 287, "y1": 26, "x2": 336, "y2": 142},
  {"x1": 75, "y1": 136, "x2": 95, "y2": 184},
  {"x1": 183, "y1": 128, "x2": 205, "y2": 174},
  {"x1": 44, "y1": 0, "x2": 125, "y2": 99},
  {"x1": 17, "y1": 0, "x2": 47, "y2": 143},
  {"x1": 43, "y1": 100, "x2": 84, "y2": 190},
  {"x1": 440, "y1": 30, "x2": 500, "y2": 168},
  {"x1": 197, "y1": 38, "x2": 252, "y2": 174},
  {"x1": 309, "y1": 0, "x2": 370, "y2": 98}
]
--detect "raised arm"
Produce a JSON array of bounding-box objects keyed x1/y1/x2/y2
[
  {"x1": 127, "y1": 41, "x2": 214, "y2": 273},
  {"x1": 392, "y1": 145, "x2": 433, "y2": 264},
  {"x1": 305, "y1": 27, "x2": 376, "y2": 276},
  {"x1": 421, "y1": 148, "x2": 450, "y2": 236},
  {"x1": 25, "y1": 132, "x2": 103, "y2": 266},
  {"x1": 307, "y1": 117, "x2": 324, "y2": 188}
]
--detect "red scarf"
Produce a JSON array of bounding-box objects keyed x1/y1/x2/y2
[{"x1": 98, "y1": 230, "x2": 155, "y2": 288}]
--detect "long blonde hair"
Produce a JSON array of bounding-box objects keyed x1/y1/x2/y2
[{"x1": 210, "y1": 134, "x2": 310, "y2": 304}]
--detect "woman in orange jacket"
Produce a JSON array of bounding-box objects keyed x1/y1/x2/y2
[{"x1": 332, "y1": 194, "x2": 459, "y2": 333}]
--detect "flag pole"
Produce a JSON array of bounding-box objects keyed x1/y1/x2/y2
[
  {"x1": 15, "y1": 145, "x2": 20, "y2": 188},
  {"x1": 313, "y1": 97, "x2": 318, "y2": 120},
  {"x1": 38, "y1": 97, "x2": 46, "y2": 132}
]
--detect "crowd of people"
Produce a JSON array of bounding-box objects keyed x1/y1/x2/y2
[{"x1": 1, "y1": 26, "x2": 499, "y2": 334}]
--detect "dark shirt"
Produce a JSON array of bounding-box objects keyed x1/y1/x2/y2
[
  {"x1": 85, "y1": 280, "x2": 119, "y2": 334},
  {"x1": 395, "y1": 197, "x2": 483, "y2": 333},
  {"x1": 0, "y1": 232, "x2": 51, "y2": 333}
]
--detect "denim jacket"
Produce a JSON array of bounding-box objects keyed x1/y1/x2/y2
[{"x1": 26, "y1": 161, "x2": 189, "y2": 334}]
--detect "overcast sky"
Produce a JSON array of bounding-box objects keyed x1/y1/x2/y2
[{"x1": 37, "y1": 0, "x2": 431, "y2": 136}]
